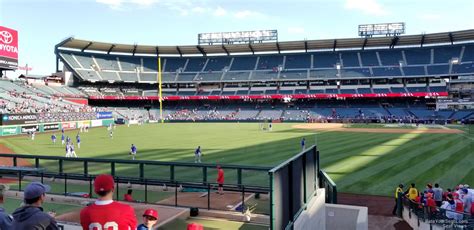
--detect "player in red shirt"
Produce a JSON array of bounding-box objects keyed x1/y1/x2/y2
[
  {"x1": 80, "y1": 174, "x2": 137, "y2": 230},
  {"x1": 187, "y1": 223, "x2": 204, "y2": 230},
  {"x1": 216, "y1": 165, "x2": 224, "y2": 195},
  {"x1": 123, "y1": 189, "x2": 134, "y2": 202}
]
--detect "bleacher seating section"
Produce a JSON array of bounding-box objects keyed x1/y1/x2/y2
[{"x1": 58, "y1": 44, "x2": 473, "y2": 84}]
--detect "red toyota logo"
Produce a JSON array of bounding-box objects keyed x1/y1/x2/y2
[{"x1": 0, "y1": 30, "x2": 13, "y2": 44}]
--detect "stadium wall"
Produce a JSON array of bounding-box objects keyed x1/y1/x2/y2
[
  {"x1": 293, "y1": 188, "x2": 326, "y2": 230},
  {"x1": 326, "y1": 204, "x2": 368, "y2": 230}
]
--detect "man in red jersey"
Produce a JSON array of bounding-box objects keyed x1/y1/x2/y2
[
  {"x1": 216, "y1": 165, "x2": 224, "y2": 195},
  {"x1": 80, "y1": 174, "x2": 137, "y2": 230}
]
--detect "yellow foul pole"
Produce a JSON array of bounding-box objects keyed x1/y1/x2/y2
[{"x1": 158, "y1": 57, "x2": 163, "y2": 123}]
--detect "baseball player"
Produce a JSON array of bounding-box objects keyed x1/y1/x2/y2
[
  {"x1": 61, "y1": 134, "x2": 65, "y2": 145},
  {"x1": 109, "y1": 130, "x2": 113, "y2": 139},
  {"x1": 31, "y1": 131, "x2": 35, "y2": 141},
  {"x1": 51, "y1": 134, "x2": 56, "y2": 144},
  {"x1": 301, "y1": 138, "x2": 306, "y2": 150},
  {"x1": 70, "y1": 144, "x2": 77, "y2": 158},
  {"x1": 76, "y1": 134, "x2": 81, "y2": 149},
  {"x1": 80, "y1": 174, "x2": 137, "y2": 230},
  {"x1": 194, "y1": 146, "x2": 202, "y2": 163},
  {"x1": 130, "y1": 144, "x2": 137, "y2": 160},
  {"x1": 65, "y1": 144, "x2": 71, "y2": 158}
]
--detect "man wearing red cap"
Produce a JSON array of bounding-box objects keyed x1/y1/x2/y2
[
  {"x1": 187, "y1": 223, "x2": 204, "y2": 230},
  {"x1": 137, "y1": 209, "x2": 158, "y2": 230},
  {"x1": 80, "y1": 174, "x2": 137, "y2": 230}
]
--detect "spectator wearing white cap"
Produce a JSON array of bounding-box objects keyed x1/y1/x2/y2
[
  {"x1": 11, "y1": 182, "x2": 58, "y2": 230},
  {"x1": 0, "y1": 184, "x2": 12, "y2": 229}
]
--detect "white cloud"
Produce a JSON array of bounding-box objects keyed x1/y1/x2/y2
[
  {"x1": 95, "y1": 0, "x2": 266, "y2": 20},
  {"x1": 191, "y1": 6, "x2": 207, "y2": 13},
  {"x1": 344, "y1": 0, "x2": 389, "y2": 16},
  {"x1": 130, "y1": 0, "x2": 157, "y2": 6},
  {"x1": 287, "y1": 27, "x2": 305, "y2": 34},
  {"x1": 96, "y1": 0, "x2": 124, "y2": 9},
  {"x1": 213, "y1": 6, "x2": 227, "y2": 17},
  {"x1": 233, "y1": 10, "x2": 264, "y2": 19}
]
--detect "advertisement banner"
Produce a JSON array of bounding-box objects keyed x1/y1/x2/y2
[
  {"x1": 43, "y1": 123, "x2": 60, "y2": 131},
  {"x1": 91, "y1": 120, "x2": 102, "y2": 127},
  {"x1": 61, "y1": 122, "x2": 76, "y2": 130},
  {"x1": 96, "y1": 112, "x2": 113, "y2": 119},
  {"x1": 1, "y1": 113, "x2": 37, "y2": 125},
  {"x1": 0, "y1": 26, "x2": 18, "y2": 69},
  {"x1": 21, "y1": 125, "x2": 39, "y2": 134},
  {"x1": 1, "y1": 126, "x2": 18, "y2": 136},
  {"x1": 77, "y1": 120, "x2": 90, "y2": 128},
  {"x1": 89, "y1": 91, "x2": 449, "y2": 101}
]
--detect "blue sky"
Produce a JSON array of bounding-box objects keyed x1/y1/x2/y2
[{"x1": 1, "y1": 0, "x2": 473, "y2": 75}]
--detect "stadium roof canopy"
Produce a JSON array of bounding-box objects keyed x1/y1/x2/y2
[{"x1": 55, "y1": 29, "x2": 474, "y2": 56}]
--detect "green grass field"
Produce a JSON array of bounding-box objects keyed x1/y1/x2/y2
[{"x1": 0, "y1": 123, "x2": 472, "y2": 197}]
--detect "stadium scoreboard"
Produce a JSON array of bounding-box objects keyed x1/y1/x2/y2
[
  {"x1": 0, "y1": 26, "x2": 18, "y2": 70},
  {"x1": 358, "y1": 23, "x2": 405, "y2": 37},
  {"x1": 198, "y1": 30, "x2": 278, "y2": 45}
]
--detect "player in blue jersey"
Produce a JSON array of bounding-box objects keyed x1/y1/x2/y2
[
  {"x1": 301, "y1": 138, "x2": 306, "y2": 150},
  {"x1": 61, "y1": 134, "x2": 65, "y2": 145},
  {"x1": 130, "y1": 144, "x2": 137, "y2": 160},
  {"x1": 51, "y1": 134, "x2": 56, "y2": 144},
  {"x1": 65, "y1": 143, "x2": 70, "y2": 157},
  {"x1": 194, "y1": 146, "x2": 202, "y2": 163},
  {"x1": 70, "y1": 144, "x2": 77, "y2": 158},
  {"x1": 76, "y1": 134, "x2": 81, "y2": 149}
]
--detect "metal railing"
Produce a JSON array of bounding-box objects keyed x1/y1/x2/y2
[
  {"x1": 0, "y1": 146, "x2": 337, "y2": 230},
  {"x1": 319, "y1": 170, "x2": 337, "y2": 204},
  {"x1": 401, "y1": 196, "x2": 474, "y2": 229}
]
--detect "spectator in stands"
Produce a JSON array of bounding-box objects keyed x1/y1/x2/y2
[
  {"x1": 453, "y1": 193, "x2": 464, "y2": 220},
  {"x1": 461, "y1": 188, "x2": 472, "y2": 214},
  {"x1": 425, "y1": 193, "x2": 437, "y2": 215},
  {"x1": 80, "y1": 174, "x2": 137, "y2": 229},
  {"x1": 137, "y1": 209, "x2": 158, "y2": 230},
  {"x1": 392, "y1": 184, "x2": 404, "y2": 215},
  {"x1": 0, "y1": 184, "x2": 12, "y2": 229},
  {"x1": 414, "y1": 192, "x2": 424, "y2": 209},
  {"x1": 424, "y1": 184, "x2": 434, "y2": 195},
  {"x1": 406, "y1": 183, "x2": 418, "y2": 201},
  {"x1": 432, "y1": 183, "x2": 443, "y2": 207},
  {"x1": 455, "y1": 185, "x2": 464, "y2": 198},
  {"x1": 216, "y1": 165, "x2": 224, "y2": 195},
  {"x1": 441, "y1": 194, "x2": 456, "y2": 219},
  {"x1": 443, "y1": 188, "x2": 453, "y2": 201},
  {"x1": 11, "y1": 182, "x2": 58, "y2": 230}
]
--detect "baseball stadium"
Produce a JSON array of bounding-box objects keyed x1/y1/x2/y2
[{"x1": 1, "y1": 3, "x2": 474, "y2": 229}]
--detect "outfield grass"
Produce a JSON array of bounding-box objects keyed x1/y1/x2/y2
[{"x1": 0, "y1": 123, "x2": 472, "y2": 197}]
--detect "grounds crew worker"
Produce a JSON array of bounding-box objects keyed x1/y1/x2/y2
[{"x1": 392, "y1": 184, "x2": 404, "y2": 215}]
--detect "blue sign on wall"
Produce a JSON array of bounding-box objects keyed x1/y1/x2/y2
[{"x1": 96, "y1": 112, "x2": 113, "y2": 119}]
